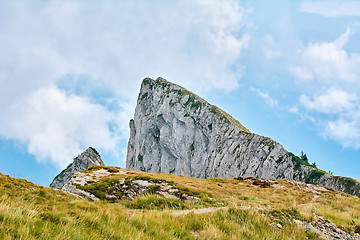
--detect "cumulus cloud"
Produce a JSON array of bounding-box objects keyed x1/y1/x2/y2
[
  {"x1": 0, "y1": 0, "x2": 249, "y2": 168},
  {"x1": 299, "y1": 89, "x2": 357, "y2": 114},
  {"x1": 3, "y1": 86, "x2": 120, "y2": 169},
  {"x1": 289, "y1": 66, "x2": 314, "y2": 81},
  {"x1": 299, "y1": 1, "x2": 360, "y2": 17},
  {"x1": 299, "y1": 89, "x2": 360, "y2": 149},
  {"x1": 326, "y1": 116, "x2": 360, "y2": 149},
  {"x1": 291, "y1": 27, "x2": 360, "y2": 82},
  {"x1": 289, "y1": 26, "x2": 360, "y2": 148},
  {"x1": 285, "y1": 20, "x2": 360, "y2": 149}
]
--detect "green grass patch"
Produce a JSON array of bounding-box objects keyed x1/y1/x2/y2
[
  {"x1": 123, "y1": 195, "x2": 186, "y2": 210},
  {"x1": 173, "y1": 185, "x2": 212, "y2": 198},
  {"x1": 85, "y1": 165, "x2": 120, "y2": 173},
  {"x1": 76, "y1": 177, "x2": 123, "y2": 201},
  {"x1": 210, "y1": 105, "x2": 250, "y2": 133},
  {"x1": 209, "y1": 178, "x2": 227, "y2": 183},
  {"x1": 268, "y1": 208, "x2": 303, "y2": 221},
  {"x1": 192, "y1": 197, "x2": 227, "y2": 208},
  {"x1": 127, "y1": 175, "x2": 171, "y2": 184}
]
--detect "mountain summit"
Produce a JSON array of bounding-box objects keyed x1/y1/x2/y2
[
  {"x1": 127, "y1": 77, "x2": 360, "y2": 197},
  {"x1": 50, "y1": 147, "x2": 104, "y2": 189}
]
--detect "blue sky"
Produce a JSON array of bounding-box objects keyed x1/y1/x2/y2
[{"x1": 1, "y1": 0, "x2": 360, "y2": 186}]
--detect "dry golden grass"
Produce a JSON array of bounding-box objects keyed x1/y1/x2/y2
[
  {"x1": 120, "y1": 169, "x2": 360, "y2": 230},
  {"x1": 1, "y1": 168, "x2": 359, "y2": 239}
]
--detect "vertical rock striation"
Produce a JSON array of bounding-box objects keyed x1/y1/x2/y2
[
  {"x1": 50, "y1": 147, "x2": 104, "y2": 189},
  {"x1": 127, "y1": 77, "x2": 360, "y2": 197}
]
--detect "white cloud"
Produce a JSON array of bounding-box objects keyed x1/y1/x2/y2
[
  {"x1": 291, "y1": 27, "x2": 360, "y2": 82},
  {"x1": 299, "y1": 89, "x2": 360, "y2": 149},
  {"x1": 289, "y1": 66, "x2": 314, "y2": 81},
  {"x1": 3, "y1": 86, "x2": 120, "y2": 168},
  {"x1": 0, "y1": 0, "x2": 250, "y2": 95},
  {"x1": 286, "y1": 23, "x2": 360, "y2": 149},
  {"x1": 250, "y1": 88, "x2": 278, "y2": 108},
  {"x1": 299, "y1": 1, "x2": 360, "y2": 17},
  {"x1": 0, "y1": 0, "x2": 249, "y2": 168},
  {"x1": 299, "y1": 89, "x2": 357, "y2": 114},
  {"x1": 288, "y1": 106, "x2": 299, "y2": 114},
  {"x1": 326, "y1": 117, "x2": 360, "y2": 149}
]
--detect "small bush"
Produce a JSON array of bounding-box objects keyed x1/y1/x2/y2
[
  {"x1": 289, "y1": 152, "x2": 311, "y2": 168},
  {"x1": 305, "y1": 170, "x2": 325, "y2": 184},
  {"x1": 148, "y1": 185, "x2": 160, "y2": 194},
  {"x1": 239, "y1": 195, "x2": 250, "y2": 201},
  {"x1": 185, "y1": 95, "x2": 195, "y2": 107},
  {"x1": 305, "y1": 230, "x2": 318, "y2": 239},
  {"x1": 268, "y1": 208, "x2": 303, "y2": 223},
  {"x1": 39, "y1": 212, "x2": 60, "y2": 224},
  {"x1": 141, "y1": 92, "x2": 148, "y2": 100},
  {"x1": 36, "y1": 190, "x2": 46, "y2": 197},
  {"x1": 191, "y1": 101, "x2": 201, "y2": 109},
  {"x1": 355, "y1": 225, "x2": 360, "y2": 233}
]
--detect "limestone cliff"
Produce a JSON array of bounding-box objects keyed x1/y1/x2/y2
[
  {"x1": 127, "y1": 77, "x2": 360, "y2": 197},
  {"x1": 50, "y1": 147, "x2": 104, "y2": 189}
]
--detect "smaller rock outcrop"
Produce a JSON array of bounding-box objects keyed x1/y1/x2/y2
[
  {"x1": 50, "y1": 147, "x2": 104, "y2": 189},
  {"x1": 62, "y1": 166, "x2": 203, "y2": 202}
]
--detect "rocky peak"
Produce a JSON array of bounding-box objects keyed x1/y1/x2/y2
[
  {"x1": 127, "y1": 77, "x2": 360, "y2": 197},
  {"x1": 50, "y1": 147, "x2": 104, "y2": 189}
]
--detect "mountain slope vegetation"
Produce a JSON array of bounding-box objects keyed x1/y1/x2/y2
[{"x1": 1, "y1": 167, "x2": 360, "y2": 239}]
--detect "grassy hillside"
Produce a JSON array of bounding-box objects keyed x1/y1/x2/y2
[{"x1": 1, "y1": 167, "x2": 360, "y2": 239}]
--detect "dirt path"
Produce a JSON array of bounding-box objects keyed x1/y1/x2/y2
[
  {"x1": 170, "y1": 205, "x2": 272, "y2": 216},
  {"x1": 123, "y1": 205, "x2": 272, "y2": 216},
  {"x1": 311, "y1": 195, "x2": 320, "y2": 203},
  {"x1": 123, "y1": 207, "x2": 229, "y2": 216},
  {"x1": 171, "y1": 207, "x2": 229, "y2": 216},
  {"x1": 298, "y1": 194, "x2": 320, "y2": 208}
]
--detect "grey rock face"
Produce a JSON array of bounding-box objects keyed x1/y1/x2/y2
[
  {"x1": 50, "y1": 147, "x2": 104, "y2": 189},
  {"x1": 127, "y1": 77, "x2": 360, "y2": 197}
]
